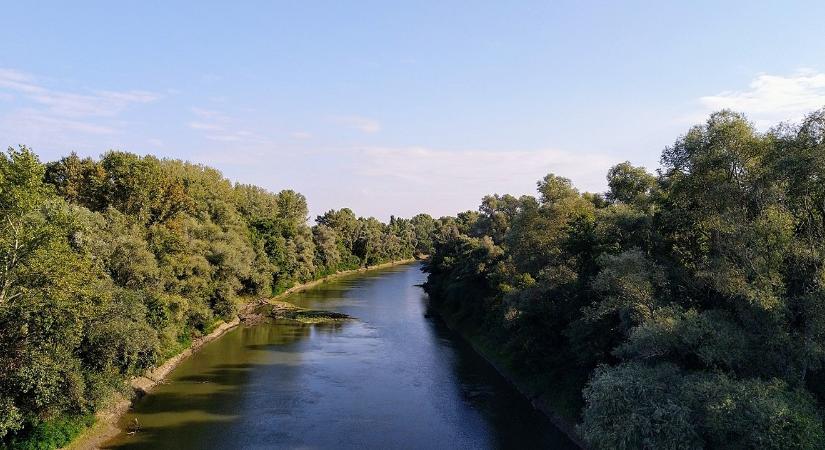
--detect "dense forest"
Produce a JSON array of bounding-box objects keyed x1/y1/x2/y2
[
  {"x1": 424, "y1": 109, "x2": 825, "y2": 449},
  {"x1": 6, "y1": 108, "x2": 825, "y2": 449},
  {"x1": 0, "y1": 148, "x2": 438, "y2": 448}
]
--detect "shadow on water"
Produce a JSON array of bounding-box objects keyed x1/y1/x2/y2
[
  {"x1": 425, "y1": 315, "x2": 574, "y2": 449},
  {"x1": 103, "y1": 322, "x2": 318, "y2": 450},
  {"x1": 103, "y1": 263, "x2": 576, "y2": 449}
]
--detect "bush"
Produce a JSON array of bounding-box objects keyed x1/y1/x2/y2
[
  {"x1": 580, "y1": 362, "x2": 825, "y2": 449},
  {"x1": 7, "y1": 414, "x2": 95, "y2": 450}
]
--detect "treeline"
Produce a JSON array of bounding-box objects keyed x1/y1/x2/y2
[
  {"x1": 424, "y1": 109, "x2": 825, "y2": 449},
  {"x1": 0, "y1": 148, "x2": 436, "y2": 448}
]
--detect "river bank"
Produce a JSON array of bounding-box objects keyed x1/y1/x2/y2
[
  {"x1": 427, "y1": 306, "x2": 590, "y2": 449},
  {"x1": 97, "y1": 261, "x2": 571, "y2": 449},
  {"x1": 65, "y1": 258, "x2": 418, "y2": 450}
]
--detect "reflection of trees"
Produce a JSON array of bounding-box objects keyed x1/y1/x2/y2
[
  {"x1": 104, "y1": 320, "x2": 335, "y2": 449},
  {"x1": 427, "y1": 314, "x2": 574, "y2": 449}
]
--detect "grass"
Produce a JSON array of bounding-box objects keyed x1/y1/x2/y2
[
  {"x1": 6, "y1": 414, "x2": 95, "y2": 450},
  {"x1": 267, "y1": 300, "x2": 352, "y2": 323}
]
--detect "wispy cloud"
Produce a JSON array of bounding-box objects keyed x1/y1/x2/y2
[
  {"x1": 190, "y1": 107, "x2": 226, "y2": 120},
  {"x1": 696, "y1": 69, "x2": 825, "y2": 127},
  {"x1": 314, "y1": 145, "x2": 618, "y2": 219},
  {"x1": 0, "y1": 68, "x2": 159, "y2": 118},
  {"x1": 188, "y1": 121, "x2": 223, "y2": 131},
  {"x1": 188, "y1": 143, "x2": 617, "y2": 220},
  {"x1": 356, "y1": 146, "x2": 614, "y2": 194},
  {"x1": 291, "y1": 131, "x2": 313, "y2": 140},
  {"x1": 333, "y1": 115, "x2": 381, "y2": 133},
  {"x1": 5, "y1": 109, "x2": 117, "y2": 135},
  {"x1": 0, "y1": 68, "x2": 161, "y2": 148},
  {"x1": 205, "y1": 131, "x2": 259, "y2": 143},
  {"x1": 187, "y1": 107, "x2": 270, "y2": 144}
]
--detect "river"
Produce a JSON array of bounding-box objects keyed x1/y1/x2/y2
[{"x1": 103, "y1": 262, "x2": 575, "y2": 449}]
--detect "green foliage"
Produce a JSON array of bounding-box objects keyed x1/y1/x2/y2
[
  {"x1": 410, "y1": 213, "x2": 437, "y2": 255},
  {"x1": 423, "y1": 109, "x2": 825, "y2": 448},
  {"x1": 314, "y1": 209, "x2": 418, "y2": 272},
  {"x1": 606, "y1": 161, "x2": 656, "y2": 205},
  {"x1": 0, "y1": 146, "x2": 433, "y2": 448},
  {"x1": 588, "y1": 250, "x2": 668, "y2": 334},
  {"x1": 580, "y1": 363, "x2": 701, "y2": 449},
  {"x1": 6, "y1": 414, "x2": 95, "y2": 450},
  {"x1": 580, "y1": 363, "x2": 825, "y2": 449}
]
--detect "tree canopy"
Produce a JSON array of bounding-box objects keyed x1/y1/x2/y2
[
  {"x1": 423, "y1": 109, "x2": 825, "y2": 449},
  {"x1": 0, "y1": 148, "x2": 437, "y2": 448}
]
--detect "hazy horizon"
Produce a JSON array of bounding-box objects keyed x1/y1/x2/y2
[{"x1": 3, "y1": 1, "x2": 825, "y2": 220}]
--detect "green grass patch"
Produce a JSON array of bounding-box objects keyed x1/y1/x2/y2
[
  {"x1": 288, "y1": 309, "x2": 351, "y2": 323},
  {"x1": 267, "y1": 300, "x2": 352, "y2": 324},
  {"x1": 5, "y1": 414, "x2": 95, "y2": 450}
]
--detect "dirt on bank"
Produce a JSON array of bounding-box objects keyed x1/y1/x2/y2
[{"x1": 65, "y1": 258, "x2": 418, "y2": 450}]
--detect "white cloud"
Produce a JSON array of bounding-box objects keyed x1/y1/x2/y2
[
  {"x1": 197, "y1": 143, "x2": 617, "y2": 220},
  {"x1": 697, "y1": 69, "x2": 825, "y2": 127},
  {"x1": 187, "y1": 107, "x2": 270, "y2": 144},
  {"x1": 0, "y1": 68, "x2": 160, "y2": 150},
  {"x1": 190, "y1": 107, "x2": 225, "y2": 120},
  {"x1": 188, "y1": 121, "x2": 223, "y2": 131},
  {"x1": 357, "y1": 146, "x2": 614, "y2": 191},
  {"x1": 6, "y1": 109, "x2": 116, "y2": 135},
  {"x1": 332, "y1": 146, "x2": 617, "y2": 218},
  {"x1": 0, "y1": 68, "x2": 158, "y2": 118},
  {"x1": 334, "y1": 115, "x2": 381, "y2": 133},
  {"x1": 205, "y1": 130, "x2": 268, "y2": 143},
  {"x1": 205, "y1": 133, "x2": 246, "y2": 142},
  {"x1": 0, "y1": 69, "x2": 39, "y2": 93},
  {"x1": 291, "y1": 131, "x2": 313, "y2": 140}
]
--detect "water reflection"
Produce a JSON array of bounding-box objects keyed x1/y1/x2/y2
[{"x1": 104, "y1": 263, "x2": 575, "y2": 449}]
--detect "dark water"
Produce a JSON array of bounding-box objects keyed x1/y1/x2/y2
[{"x1": 103, "y1": 263, "x2": 575, "y2": 449}]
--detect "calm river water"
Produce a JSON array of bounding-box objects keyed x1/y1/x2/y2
[{"x1": 103, "y1": 262, "x2": 575, "y2": 449}]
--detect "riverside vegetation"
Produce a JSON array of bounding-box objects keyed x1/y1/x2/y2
[
  {"x1": 5, "y1": 108, "x2": 825, "y2": 450},
  {"x1": 423, "y1": 109, "x2": 825, "y2": 449},
  {"x1": 0, "y1": 148, "x2": 441, "y2": 448}
]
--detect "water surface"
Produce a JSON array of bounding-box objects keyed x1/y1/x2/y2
[{"x1": 104, "y1": 263, "x2": 575, "y2": 449}]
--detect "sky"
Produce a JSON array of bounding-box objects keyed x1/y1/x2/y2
[{"x1": 2, "y1": 1, "x2": 825, "y2": 221}]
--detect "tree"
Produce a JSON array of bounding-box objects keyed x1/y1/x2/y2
[
  {"x1": 2, "y1": 145, "x2": 428, "y2": 447},
  {"x1": 605, "y1": 162, "x2": 656, "y2": 205},
  {"x1": 422, "y1": 109, "x2": 825, "y2": 449},
  {"x1": 410, "y1": 213, "x2": 437, "y2": 255},
  {"x1": 581, "y1": 362, "x2": 825, "y2": 449},
  {"x1": 0, "y1": 147, "x2": 105, "y2": 437},
  {"x1": 0, "y1": 146, "x2": 63, "y2": 304}
]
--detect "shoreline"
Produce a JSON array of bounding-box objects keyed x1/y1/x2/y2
[
  {"x1": 65, "y1": 258, "x2": 419, "y2": 450},
  {"x1": 269, "y1": 258, "x2": 418, "y2": 300},
  {"x1": 429, "y1": 310, "x2": 589, "y2": 449}
]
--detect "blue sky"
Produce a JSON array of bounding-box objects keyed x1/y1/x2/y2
[{"x1": 2, "y1": 1, "x2": 825, "y2": 220}]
